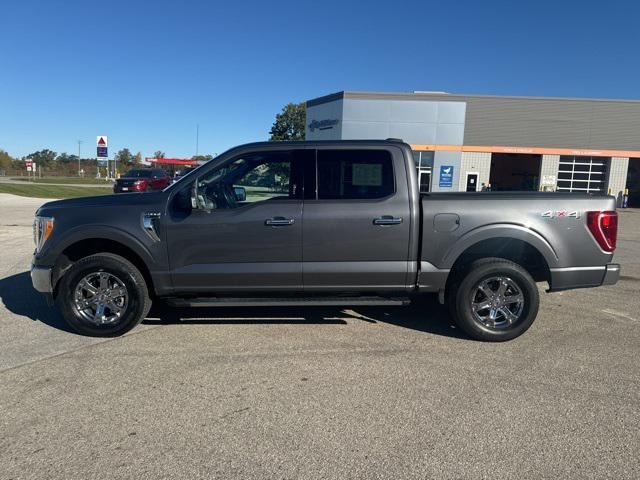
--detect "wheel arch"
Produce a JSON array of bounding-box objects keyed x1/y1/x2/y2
[
  {"x1": 53, "y1": 237, "x2": 155, "y2": 297},
  {"x1": 446, "y1": 236, "x2": 552, "y2": 287}
]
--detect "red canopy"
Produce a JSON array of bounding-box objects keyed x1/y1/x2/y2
[{"x1": 146, "y1": 157, "x2": 198, "y2": 166}]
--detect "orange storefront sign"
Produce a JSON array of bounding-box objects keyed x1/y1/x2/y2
[{"x1": 410, "y1": 144, "x2": 640, "y2": 158}]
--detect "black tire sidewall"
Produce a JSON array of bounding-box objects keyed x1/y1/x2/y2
[
  {"x1": 453, "y1": 260, "x2": 539, "y2": 341},
  {"x1": 56, "y1": 254, "x2": 149, "y2": 337}
]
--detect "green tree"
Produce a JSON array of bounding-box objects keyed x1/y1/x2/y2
[
  {"x1": 26, "y1": 149, "x2": 57, "y2": 168},
  {"x1": 153, "y1": 150, "x2": 165, "y2": 159},
  {"x1": 0, "y1": 149, "x2": 15, "y2": 172},
  {"x1": 269, "y1": 102, "x2": 306, "y2": 141},
  {"x1": 114, "y1": 148, "x2": 134, "y2": 165},
  {"x1": 56, "y1": 152, "x2": 78, "y2": 164},
  {"x1": 133, "y1": 152, "x2": 143, "y2": 164}
]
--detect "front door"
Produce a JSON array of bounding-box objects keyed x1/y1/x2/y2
[
  {"x1": 303, "y1": 147, "x2": 411, "y2": 291},
  {"x1": 466, "y1": 173, "x2": 479, "y2": 192},
  {"x1": 164, "y1": 149, "x2": 311, "y2": 293}
]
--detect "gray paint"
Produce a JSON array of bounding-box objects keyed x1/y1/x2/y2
[
  {"x1": 33, "y1": 140, "x2": 619, "y2": 302},
  {"x1": 308, "y1": 91, "x2": 640, "y2": 151}
]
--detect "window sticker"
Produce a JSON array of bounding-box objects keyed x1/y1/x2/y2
[{"x1": 352, "y1": 163, "x2": 383, "y2": 186}]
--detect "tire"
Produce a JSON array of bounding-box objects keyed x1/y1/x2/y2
[
  {"x1": 447, "y1": 258, "x2": 539, "y2": 342},
  {"x1": 55, "y1": 253, "x2": 152, "y2": 337}
]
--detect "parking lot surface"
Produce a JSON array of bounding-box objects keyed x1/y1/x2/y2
[{"x1": 0, "y1": 192, "x2": 638, "y2": 479}]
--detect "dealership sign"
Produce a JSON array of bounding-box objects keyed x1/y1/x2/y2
[
  {"x1": 439, "y1": 165, "x2": 454, "y2": 188},
  {"x1": 308, "y1": 119, "x2": 339, "y2": 132}
]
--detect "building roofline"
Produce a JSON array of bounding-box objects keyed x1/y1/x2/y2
[{"x1": 306, "y1": 90, "x2": 640, "y2": 107}]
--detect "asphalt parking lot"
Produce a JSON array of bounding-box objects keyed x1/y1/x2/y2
[{"x1": 0, "y1": 192, "x2": 638, "y2": 479}]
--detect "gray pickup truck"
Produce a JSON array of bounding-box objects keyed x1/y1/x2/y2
[{"x1": 31, "y1": 140, "x2": 620, "y2": 341}]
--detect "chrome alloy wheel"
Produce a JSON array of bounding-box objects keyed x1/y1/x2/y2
[
  {"x1": 470, "y1": 276, "x2": 525, "y2": 329},
  {"x1": 73, "y1": 272, "x2": 128, "y2": 325}
]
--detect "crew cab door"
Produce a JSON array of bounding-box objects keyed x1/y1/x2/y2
[
  {"x1": 303, "y1": 147, "x2": 412, "y2": 291},
  {"x1": 164, "y1": 149, "x2": 311, "y2": 293}
]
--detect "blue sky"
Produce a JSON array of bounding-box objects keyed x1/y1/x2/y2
[{"x1": 1, "y1": 0, "x2": 638, "y2": 159}]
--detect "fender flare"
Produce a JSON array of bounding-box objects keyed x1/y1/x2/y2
[
  {"x1": 48, "y1": 224, "x2": 155, "y2": 267},
  {"x1": 441, "y1": 224, "x2": 559, "y2": 270}
]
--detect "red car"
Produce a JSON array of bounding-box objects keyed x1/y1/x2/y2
[{"x1": 113, "y1": 169, "x2": 171, "y2": 193}]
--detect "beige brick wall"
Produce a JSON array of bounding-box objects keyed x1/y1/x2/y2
[
  {"x1": 459, "y1": 151, "x2": 491, "y2": 191},
  {"x1": 608, "y1": 157, "x2": 629, "y2": 206},
  {"x1": 540, "y1": 155, "x2": 560, "y2": 191}
]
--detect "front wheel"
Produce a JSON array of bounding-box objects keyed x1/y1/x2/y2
[
  {"x1": 55, "y1": 253, "x2": 152, "y2": 337},
  {"x1": 448, "y1": 258, "x2": 539, "y2": 341}
]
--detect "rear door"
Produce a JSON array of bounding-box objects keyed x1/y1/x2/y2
[{"x1": 302, "y1": 147, "x2": 412, "y2": 291}]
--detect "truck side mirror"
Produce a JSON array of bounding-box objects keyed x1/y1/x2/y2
[{"x1": 234, "y1": 186, "x2": 247, "y2": 202}]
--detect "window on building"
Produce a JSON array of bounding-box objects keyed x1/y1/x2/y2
[
  {"x1": 557, "y1": 156, "x2": 609, "y2": 193},
  {"x1": 412, "y1": 150, "x2": 434, "y2": 193},
  {"x1": 317, "y1": 149, "x2": 394, "y2": 199}
]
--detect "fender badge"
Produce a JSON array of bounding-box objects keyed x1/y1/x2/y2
[{"x1": 541, "y1": 210, "x2": 580, "y2": 219}]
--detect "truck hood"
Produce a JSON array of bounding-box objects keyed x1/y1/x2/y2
[{"x1": 38, "y1": 191, "x2": 165, "y2": 212}]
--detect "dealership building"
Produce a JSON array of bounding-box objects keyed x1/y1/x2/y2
[{"x1": 305, "y1": 91, "x2": 640, "y2": 204}]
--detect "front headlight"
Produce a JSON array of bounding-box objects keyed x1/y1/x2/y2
[{"x1": 33, "y1": 216, "x2": 54, "y2": 253}]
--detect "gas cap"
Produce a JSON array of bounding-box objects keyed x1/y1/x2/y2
[{"x1": 433, "y1": 213, "x2": 460, "y2": 232}]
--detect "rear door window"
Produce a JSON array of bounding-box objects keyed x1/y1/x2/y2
[{"x1": 316, "y1": 149, "x2": 394, "y2": 200}]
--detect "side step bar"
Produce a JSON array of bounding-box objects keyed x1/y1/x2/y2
[{"x1": 165, "y1": 296, "x2": 410, "y2": 308}]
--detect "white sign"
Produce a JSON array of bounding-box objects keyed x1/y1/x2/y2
[
  {"x1": 96, "y1": 136, "x2": 108, "y2": 147},
  {"x1": 352, "y1": 164, "x2": 383, "y2": 186},
  {"x1": 541, "y1": 175, "x2": 557, "y2": 186}
]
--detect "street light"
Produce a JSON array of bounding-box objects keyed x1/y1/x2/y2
[{"x1": 77, "y1": 140, "x2": 83, "y2": 177}]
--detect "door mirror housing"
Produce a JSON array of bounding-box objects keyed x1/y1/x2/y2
[{"x1": 234, "y1": 186, "x2": 247, "y2": 202}]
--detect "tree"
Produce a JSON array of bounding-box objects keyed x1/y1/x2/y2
[
  {"x1": 114, "y1": 148, "x2": 134, "y2": 165},
  {"x1": 133, "y1": 152, "x2": 142, "y2": 164},
  {"x1": 26, "y1": 149, "x2": 57, "y2": 168},
  {"x1": 269, "y1": 102, "x2": 306, "y2": 141},
  {"x1": 153, "y1": 150, "x2": 165, "y2": 159},
  {"x1": 56, "y1": 152, "x2": 78, "y2": 164},
  {"x1": 0, "y1": 149, "x2": 15, "y2": 172}
]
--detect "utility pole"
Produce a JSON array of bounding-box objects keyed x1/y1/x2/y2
[{"x1": 77, "y1": 140, "x2": 82, "y2": 176}]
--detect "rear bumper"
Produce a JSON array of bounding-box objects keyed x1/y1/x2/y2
[
  {"x1": 601, "y1": 263, "x2": 620, "y2": 286},
  {"x1": 548, "y1": 263, "x2": 620, "y2": 292}
]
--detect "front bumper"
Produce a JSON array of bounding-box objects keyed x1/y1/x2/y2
[
  {"x1": 31, "y1": 264, "x2": 53, "y2": 293},
  {"x1": 548, "y1": 263, "x2": 620, "y2": 292}
]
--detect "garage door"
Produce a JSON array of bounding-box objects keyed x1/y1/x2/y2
[{"x1": 557, "y1": 156, "x2": 608, "y2": 193}]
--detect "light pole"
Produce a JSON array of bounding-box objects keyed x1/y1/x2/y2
[
  {"x1": 77, "y1": 140, "x2": 82, "y2": 177},
  {"x1": 196, "y1": 124, "x2": 199, "y2": 157}
]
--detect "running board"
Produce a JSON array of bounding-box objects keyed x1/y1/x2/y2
[{"x1": 165, "y1": 296, "x2": 410, "y2": 308}]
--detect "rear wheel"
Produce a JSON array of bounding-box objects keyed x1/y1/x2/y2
[
  {"x1": 448, "y1": 258, "x2": 539, "y2": 341},
  {"x1": 56, "y1": 253, "x2": 151, "y2": 337}
]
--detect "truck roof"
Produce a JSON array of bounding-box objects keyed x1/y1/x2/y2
[{"x1": 232, "y1": 139, "x2": 410, "y2": 149}]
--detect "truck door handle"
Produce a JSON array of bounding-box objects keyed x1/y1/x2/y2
[
  {"x1": 265, "y1": 217, "x2": 295, "y2": 226},
  {"x1": 373, "y1": 216, "x2": 403, "y2": 226}
]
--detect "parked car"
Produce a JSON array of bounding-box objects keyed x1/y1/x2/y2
[
  {"x1": 113, "y1": 169, "x2": 171, "y2": 193},
  {"x1": 31, "y1": 140, "x2": 619, "y2": 340}
]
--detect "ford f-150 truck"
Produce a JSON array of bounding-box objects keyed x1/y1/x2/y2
[{"x1": 31, "y1": 140, "x2": 620, "y2": 341}]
